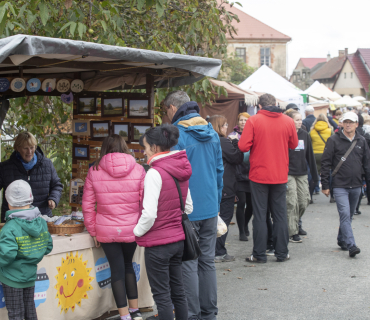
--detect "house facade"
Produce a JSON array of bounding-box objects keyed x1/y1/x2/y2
[
  {"x1": 221, "y1": 3, "x2": 291, "y2": 78},
  {"x1": 311, "y1": 49, "x2": 348, "y2": 89},
  {"x1": 290, "y1": 58, "x2": 326, "y2": 90},
  {"x1": 333, "y1": 49, "x2": 370, "y2": 98}
]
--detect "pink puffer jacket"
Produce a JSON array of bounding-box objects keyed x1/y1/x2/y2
[{"x1": 82, "y1": 153, "x2": 146, "y2": 243}]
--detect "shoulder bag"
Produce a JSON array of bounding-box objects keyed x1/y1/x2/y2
[
  {"x1": 317, "y1": 130, "x2": 327, "y2": 145},
  {"x1": 171, "y1": 175, "x2": 202, "y2": 261},
  {"x1": 331, "y1": 140, "x2": 357, "y2": 177}
]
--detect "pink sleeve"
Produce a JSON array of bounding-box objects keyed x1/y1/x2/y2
[
  {"x1": 81, "y1": 169, "x2": 97, "y2": 237},
  {"x1": 138, "y1": 166, "x2": 146, "y2": 221}
]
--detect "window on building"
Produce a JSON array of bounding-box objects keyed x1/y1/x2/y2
[
  {"x1": 302, "y1": 72, "x2": 306, "y2": 79},
  {"x1": 260, "y1": 48, "x2": 270, "y2": 66},
  {"x1": 293, "y1": 75, "x2": 296, "y2": 81},
  {"x1": 235, "y1": 48, "x2": 246, "y2": 63},
  {"x1": 344, "y1": 72, "x2": 346, "y2": 79},
  {"x1": 351, "y1": 72, "x2": 353, "y2": 79}
]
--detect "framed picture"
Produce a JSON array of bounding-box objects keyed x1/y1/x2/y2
[
  {"x1": 128, "y1": 99, "x2": 150, "y2": 118},
  {"x1": 77, "y1": 97, "x2": 96, "y2": 114},
  {"x1": 112, "y1": 122, "x2": 130, "y2": 142},
  {"x1": 131, "y1": 123, "x2": 153, "y2": 142},
  {"x1": 72, "y1": 144, "x2": 90, "y2": 160},
  {"x1": 90, "y1": 120, "x2": 111, "y2": 140},
  {"x1": 72, "y1": 120, "x2": 90, "y2": 136},
  {"x1": 69, "y1": 178, "x2": 85, "y2": 205},
  {"x1": 102, "y1": 98, "x2": 124, "y2": 116}
]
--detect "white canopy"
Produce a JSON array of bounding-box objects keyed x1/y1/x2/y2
[
  {"x1": 304, "y1": 81, "x2": 341, "y2": 101},
  {"x1": 333, "y1": 95, "x2": 362, "y2": 108},
  {"x1": 239, "y1": 65, "x2": 303, "y2": 105},
  {"x1": 353, "y1": 96, "x2": 366, "y2": 102}
]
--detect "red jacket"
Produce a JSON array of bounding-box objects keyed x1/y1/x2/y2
[{"x1": 238, "y1": 107, "x2": 298, "y2": 184}]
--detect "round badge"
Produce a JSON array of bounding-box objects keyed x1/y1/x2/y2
[
  {"x1": 26, "y1": 78, "x2": 41, "y2": 92},
  {"x1": 41, "y1": 79, "x2": 56, "y2": 92},
  {"x1": 70, "y1": 79, "x2": 84, "y2": 93},
  {"x1": 61, "y1": 92, "x2": 73, "y2": 104},
  {"x1": 56, "y1": 79, "x2": 70, "y2": 93},
  {"x1": 0, "y1": 78, "x2": 10, "y2": 92},
  {"x1": 10, "y1": 78, "x2": 25, "y2": 92}
]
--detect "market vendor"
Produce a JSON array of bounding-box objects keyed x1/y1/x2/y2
[{"x1": 0, "y1": 131, "x2": 63, "y2": 222}]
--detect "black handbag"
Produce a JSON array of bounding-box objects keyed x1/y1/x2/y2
[{"x1": 171, "y1": 175, "x2": 201, "y2": 261}]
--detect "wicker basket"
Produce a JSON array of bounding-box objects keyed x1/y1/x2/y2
[{"x1": 47, "y1": 222, "x2": 85, "y2": 235}]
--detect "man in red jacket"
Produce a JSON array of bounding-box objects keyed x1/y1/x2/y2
[{"x1": 238, "y1": 93, "x2": 298, "y2": 263}]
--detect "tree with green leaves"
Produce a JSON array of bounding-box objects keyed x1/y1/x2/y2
[
  {"x1": 218, "y1": 54, "x2": 255, "y2": 85},
  {"x1": 0, "y1": 0, "x2": 241, "y2": 192}
]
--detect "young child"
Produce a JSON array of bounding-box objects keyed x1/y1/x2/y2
[{"x1": 0, "y1": 180, "x2": 53, "y2": 320}]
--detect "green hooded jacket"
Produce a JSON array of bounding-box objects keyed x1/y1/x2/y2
[{"x1": 0, "y1": 206, "x2": 53, "y2": 288}]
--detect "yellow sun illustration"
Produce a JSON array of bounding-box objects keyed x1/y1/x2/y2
[{"x1": 54, "y1": 251, "x2": 94, "y2": 313}]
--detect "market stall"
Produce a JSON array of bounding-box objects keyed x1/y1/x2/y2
[
  {"x1": 238, "y1": 65, "x2": 304, "y2": 109},
  {"x1": 0, "y1": 232, "x2": 152, "y2": 319},
  {"x1": 0, "y1": 35, "x2": 222, "y2": 319}
]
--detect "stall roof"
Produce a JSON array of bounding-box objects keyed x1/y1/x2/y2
[{"x1": 0, "y1": 35, "x2": 222, "y2": 92}]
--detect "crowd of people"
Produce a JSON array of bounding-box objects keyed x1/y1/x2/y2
[{"x1": 0, "y1": 91, "x2": 369, "y2": 320}]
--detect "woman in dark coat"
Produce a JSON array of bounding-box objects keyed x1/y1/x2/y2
[
  {"x1": 209, "y1": 115, "x2": 243, "y2": 262},
  {"x1": 0, "y1": 131, "x2": 63, "y2": 222},
  {"x1": 228, "y1": 112, "x2": 253, "y2": 241}
]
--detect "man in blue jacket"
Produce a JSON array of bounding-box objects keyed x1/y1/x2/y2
[{"x1": 163, "y1": 90, "x2": 223, "y2": 320}]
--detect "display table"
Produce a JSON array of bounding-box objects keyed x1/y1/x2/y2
[{"x1": 0, "y1": 232, "x2": 154, "y2": 320}]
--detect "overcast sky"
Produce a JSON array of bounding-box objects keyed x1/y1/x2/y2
[{"x1": 234, "y1": 0, "x2": 370, "y2": 77}]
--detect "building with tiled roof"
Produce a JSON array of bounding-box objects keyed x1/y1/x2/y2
[
  {"x1": 290, "y1": 58, "x2": 327, "y2": 90},
  {"x1": 311, "y1": 49, "x2": 349, "y2": 89},
  {"x1": 333, "y1": 49, "x2": 370, "y2": 98},
  {"x1": 220, "y1": 2, "x2": 291, "y2": 77}
]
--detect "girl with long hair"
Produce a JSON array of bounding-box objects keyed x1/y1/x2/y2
[
  {"x1": 82, "y1": 134, "x2": 146, "y2": 320},
  {"x1": 209, "y1": 115, "x2": 243, "y2": 262}
]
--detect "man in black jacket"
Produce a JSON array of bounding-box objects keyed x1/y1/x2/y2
[{"x1": 321, "y1": 112, "x2": 370, "y2": 257}]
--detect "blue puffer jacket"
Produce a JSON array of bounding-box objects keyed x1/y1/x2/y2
[
  {"x1": 172, "y1": 103, "x2": 223, "y2": 221},
  {"x1": 0, "y1": 147, "x2": 63, "y2": 222}
]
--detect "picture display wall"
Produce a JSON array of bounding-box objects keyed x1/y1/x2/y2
[{"x1": 72, "y1": 92, "x2": 153, "y2": 188}]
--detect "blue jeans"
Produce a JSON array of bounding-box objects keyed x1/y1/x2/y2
[
  {"x1": 182, "y1": 216, "x2": 218, "y2": 320},
  {"x1": 333, "y1": 187, "x2": 361, "y2": 249}
]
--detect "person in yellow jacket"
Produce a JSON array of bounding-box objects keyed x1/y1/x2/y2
[{"x1": 310, "y1": 113, "x2": 334, "y2": 201}]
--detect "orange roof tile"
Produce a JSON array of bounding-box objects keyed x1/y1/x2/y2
[
  {"x1": 221, "y1": 3, "x2": 291, "y2": 41},
  {"x1": 300, "y1": 58, "x2": 327, "y2": 69}
]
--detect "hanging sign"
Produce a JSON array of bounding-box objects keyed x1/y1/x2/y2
[
  {"x1": 61, "y1": 92, "x2": 73, "y2": 104},
  {"x1": 10, "y1": 78, "x2": 26, "y2": 92},
  {"x1": 0, "y1": 78, "x2": 10, "y2": 92},
  {"x1": 56, "y1": 79, "x2": 70, "y2": 93},
  {"x1": 71, "y1": 79, "x2": 84, "y2": 93},
  {"x1": 27, "y1": 78, "x2": 41, "y2": 92},
  {"x1": 42, "y1": 79, "x2": 56, "y2": 92}
]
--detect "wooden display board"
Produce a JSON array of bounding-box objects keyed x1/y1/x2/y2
[{"x1": 70, "y1": 75, "x2": 155, "y2": 210}]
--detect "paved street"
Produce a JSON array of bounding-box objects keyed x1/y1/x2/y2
[{"x1": 143, "y1": 193, "x2": 370, "y2": 320}]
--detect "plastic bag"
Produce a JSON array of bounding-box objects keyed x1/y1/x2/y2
[{"x1": 217, "y1": 216, "x2": 228, "y2": 238}]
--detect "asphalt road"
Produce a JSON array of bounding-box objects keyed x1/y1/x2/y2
[{"x1": 143, "y1": 193, "x2": 370, "y2": 320}]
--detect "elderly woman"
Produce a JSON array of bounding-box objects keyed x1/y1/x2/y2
[{"x1": 0, "y1": 132, "x2": 63, "y2": 222}]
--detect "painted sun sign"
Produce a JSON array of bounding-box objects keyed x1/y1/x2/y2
[{"x1": 54, "y1": 251, "x2": 94, "y2": 314}]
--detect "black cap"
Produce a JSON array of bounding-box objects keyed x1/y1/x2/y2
[{"x1": 286, "y1": 103, "x2": 299, "y2": 111}]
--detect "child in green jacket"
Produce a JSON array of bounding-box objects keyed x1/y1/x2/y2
[{"x1": 0, "y1": 180, "x2": 53, "y2": 320}]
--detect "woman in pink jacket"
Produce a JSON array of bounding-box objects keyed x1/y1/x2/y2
[{"x1": 82, "y1": 134, "x2": 145, "y2": 320}]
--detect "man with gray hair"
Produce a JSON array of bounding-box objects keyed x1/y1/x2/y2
[
  {"x1": 302, "y1": 105, "x2": 316, "y2": 131},
  {"x1": 163, "y1": 90, "x2": 223, "y2": 320}
]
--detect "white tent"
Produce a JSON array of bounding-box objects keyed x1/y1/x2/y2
[
  {"x1": 304, "y1": 81, "x2": 342, "y2": 101},
  {"x1": 239, "y1": 65, "x2": 304, "y2": 106},
  {"x1": 353, "y1": 96, "x2": 366, "y2": 102},
  {"x1": 333, "y1": 95, "x2": 362, "y2": 108}
]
